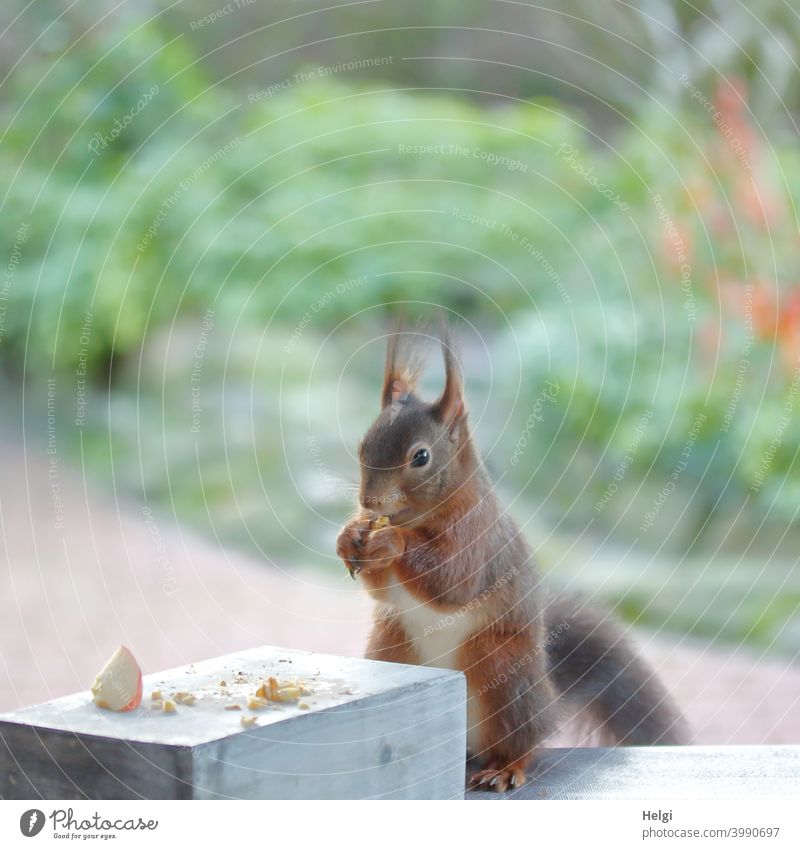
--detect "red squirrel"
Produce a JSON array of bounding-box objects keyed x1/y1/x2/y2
[{"x1": 336, "y1": 324, "x2": 686, "y2": 792}]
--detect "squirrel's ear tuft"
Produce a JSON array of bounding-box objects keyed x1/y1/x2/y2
[
  {"x1": 431, "y1": 324, "x2": 465, "y2": 438},
  {"x1": 381, "y1": 324, "x2": 425, "y2": 409}
]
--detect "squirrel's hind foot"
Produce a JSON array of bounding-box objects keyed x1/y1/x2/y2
[{"x1": 468, "y1": 761, "x2": 527, "y2": 793}]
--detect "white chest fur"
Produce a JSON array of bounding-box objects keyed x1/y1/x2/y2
[
  {"x1": 381, "y1": 574, "x2": 478, "y2": 670},
  {"x1": 379, "y1": 573, "x2": 482, "y2": 754}
]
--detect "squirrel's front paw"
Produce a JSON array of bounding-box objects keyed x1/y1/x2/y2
[
  {"x1": 336, "y1": 518, "x2": 371, "y2": 577},
  {"x1": 336, "y1": 517, "x2": 402, "y2": 578},
  {"x1": 359, "y1": 524, "x2": 404, "y2": 573}
]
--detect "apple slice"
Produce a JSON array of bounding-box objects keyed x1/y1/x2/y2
[{"x1": 90, "y1": 646, "x2": 143, "y2": 712}]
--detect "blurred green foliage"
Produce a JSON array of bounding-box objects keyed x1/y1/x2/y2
[
  {"x1": 510, "y1": 90, "x2": 800, "y2": 544},
  {"x1": 1, "y1": 7, "x2": 799, "y2": 652},
  {"x1": 3, "y1": 16, "x2": 800, "y2": 536},
  {"x1": 1, "y1": 19, "x2": 590, "y2": 373}
]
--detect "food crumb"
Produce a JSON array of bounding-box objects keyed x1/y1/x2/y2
[
  {"x1": 173, "y1": 692, "x2": 197, "y2": 706},
  {"x1": 275, "y1": 686, "x2": 301, "y2": 702},
  {"x1": 240, "y1": 716, "x2": 258, "y2": 727},
  {"x1": 151, "y1": 690, "x2": 162, "y2": 701},
  {"x1": 162, "y1": 700, "x2": 177, "y2": 713},
  {"x1": 298, "y1": 702, "x2": 310, "y2": 710},
  {"x1": 224, "y1": 704, "x2": 241, "y2": 711}
]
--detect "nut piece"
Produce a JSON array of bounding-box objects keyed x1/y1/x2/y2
[
  {"x1": 162, "y1": 700, "x2": 177, "y2": 713},
  {"x1": 247, "y1": 696, "x2": 270, "y2": 711},
  {"x1": 274, "y1": 686, "x2": 301, "y2": 702},
  {"x1": 224, "y1": 704, "x2": 241, "y2": 711},
  {"x1": 240, "y1": 716, "x2": 258, "y2": 727},
  {"x1": 251, "y1": 676, "x2": 311, "y2": 703},
  {"x1": 173, "y1": 692, "x2": 196, "y2": 706},
  {"x1": 151, "y1": 690, "x2": 162, "y2": 701},
  {"x1": 298, "y1": 702, "x2": 310, "y2": 710}
]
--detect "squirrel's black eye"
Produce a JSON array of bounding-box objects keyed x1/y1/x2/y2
[{"x1": 410, "y1": 448, "x2": 430, "y2": 468}]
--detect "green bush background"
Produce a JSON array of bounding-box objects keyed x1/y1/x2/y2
[{"x1": 2, "y1": 2, "x2": 799, "y2": 655}]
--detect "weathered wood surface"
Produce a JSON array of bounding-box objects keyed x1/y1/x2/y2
[
  {"x1": 0, "y1": 646, "x2": 466, "y2": 800},
  {"x1": 466, "y1": 745, "x2": 800, "y2": 800}
]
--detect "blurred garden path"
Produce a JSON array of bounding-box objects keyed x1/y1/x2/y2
[{"x1": 1, "y1": 421, "x2": 799, "y2": 745}]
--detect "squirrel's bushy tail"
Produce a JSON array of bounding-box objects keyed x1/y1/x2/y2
[{"x1": 544, "y1": 593, "x2": 688, "y2": 745}]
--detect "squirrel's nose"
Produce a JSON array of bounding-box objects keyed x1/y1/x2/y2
[
  {"x1": 360, "y1": 473, "x2": 380, "y2": 510},
  {"x1": 359, "y1": 482, "x2": 403, "y2": 513},
  {"x1": 359, "y1": 491, "x2": 383, "y2": 511},
  {"x1": 359, "y1": 481, "x2": 377, "y2": 511}
]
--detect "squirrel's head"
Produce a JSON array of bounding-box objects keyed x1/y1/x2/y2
[{"x1": 357, "y1": 323, "x2": 475, "y2": 525}]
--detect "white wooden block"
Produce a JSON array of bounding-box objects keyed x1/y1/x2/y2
[{"x1": 0, "y1": 646, "x2": 466, "y2": 800}]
